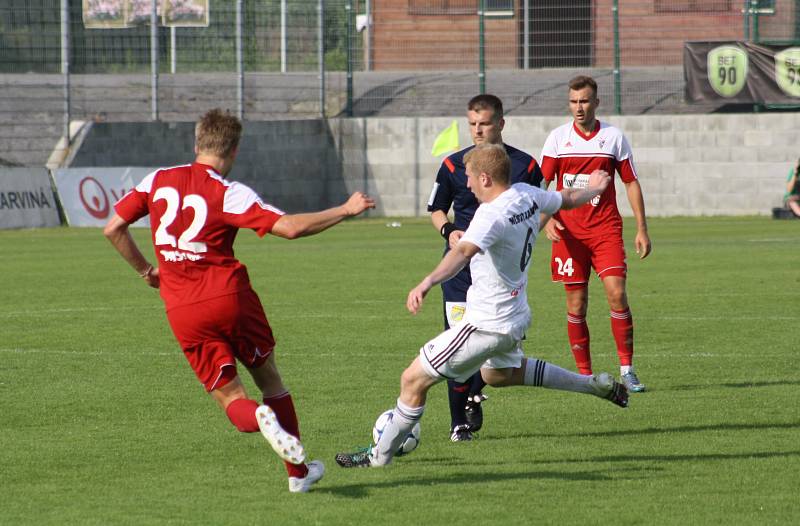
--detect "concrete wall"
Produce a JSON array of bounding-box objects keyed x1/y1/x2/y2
[
  {"x1": 69, "y1": 120, "x2": 350, "y2": 213},
  {"x1": 332, "y1": 113, "x2": 796, "y2": 217},
  {"x1": 68, "y1": 113, "x2": 799, "y2": 216}
]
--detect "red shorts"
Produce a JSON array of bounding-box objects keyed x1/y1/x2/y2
[
  {"x1": 166, "y1": 289, "x2": 276, "y2": 392},
  {"x1": 550, "y1": 235, "x2": 627, "y2": 284}
]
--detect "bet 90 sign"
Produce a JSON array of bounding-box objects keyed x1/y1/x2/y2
[
  {"x1": 707, "y1": 45, "x2": 748, "y2": 98},
  {"x1": 774, "y1": 48, "x2": 800, "y2": 98},
  {"x1": 685, "y1": 41, "x2": 800, "y2": 104}
]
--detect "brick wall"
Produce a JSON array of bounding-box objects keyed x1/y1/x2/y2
[
  {"x1": 371, "y1": 0, "x2": 518, "y2": 70},
  {"x1": 594, "y1": 0, "x2": 797, "y2": 67},
  {"x1": 367, "y1": 0, "x2": 797, "y2": 70}
]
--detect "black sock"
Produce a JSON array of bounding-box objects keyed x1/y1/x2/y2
[
  {"x1": 447, "y1": 379, "x2": 470, "y2": 429},
  {"x1": 469, "y1": 372, "x2": 486, "y2": 398}
]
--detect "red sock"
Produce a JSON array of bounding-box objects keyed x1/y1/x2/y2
[
  {"x1": 610, "y1": 308, "x2": 634, "y2": 366},
  {"x1": 263, "y1": 392, "x2": 308, "y2": 479},
  {"x1": 225, "y1": 398, "x2": 260, "y2": 433},
  {"x1": 567, "y1": 312, "x2": 592, "y2": 375}
]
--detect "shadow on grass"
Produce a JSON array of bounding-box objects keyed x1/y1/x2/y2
[
  {"x1": 670, "y1": 379, "x2": 800, "y2": 390},
  {"x1": 545, "y1": 449, "x2": 800, "y2": 466},
  {"x1": 319, "y1": 450, "x2": 799, "y2": 497},
  {"x1": 490, "y1": 421, "x2": 800, "y2": 440},
  {"x1": 318, "y1": 466, "x2": 612, "y2": 498}
]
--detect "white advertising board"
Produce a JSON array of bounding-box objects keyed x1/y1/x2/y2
[
  {"x1": 53, "y1": 167, "x2": 156, "y2": 227},
  {"x1": 0, "y1": 168, "x2": 62, "y2": 229}
]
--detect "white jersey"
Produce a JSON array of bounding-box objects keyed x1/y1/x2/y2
[{"x1": 459, "y1": 183, "x2": 563, "y2": 339}]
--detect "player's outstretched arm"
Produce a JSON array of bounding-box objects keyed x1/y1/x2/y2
[
  {"x1": 559, "y1": 169, "x2": 610, "y2": 210},
  {"x1": 103, "y1": 213, "x2": 160, "y2": 288},
  {"x1": 624, "y1": 179, "x2": 652, "y2": 259},
  {"x1": 407, "y1": 241, "x2": 480, "y2": 314},
  {"x1": 270, "y1": 191, "x2": 375, "y2": 239}
]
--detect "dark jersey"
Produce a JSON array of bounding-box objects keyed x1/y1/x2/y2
[
  {"x1": 427, "y1": 143, "x2": 543, "y2": 306},
  {"x1": 427, "y1": 143, "x2": 543, "y2": 229}
]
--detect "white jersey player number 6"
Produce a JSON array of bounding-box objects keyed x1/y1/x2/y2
[
  {"x1": 153, "y1": 186, "x2": 209, "y2": 253},
  {"x1": 519, "y1": 227, "x2": 534, "y2": 272}
]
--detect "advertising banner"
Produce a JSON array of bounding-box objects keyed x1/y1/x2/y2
[
  {"x1": 0, "y1": 168, "x2": 61, "y2": 229},
  {"x1": 685, "y1": 41, "x2": 800, "y2": 104},
  {"x1": 83, "y1": 0, "x2": 208, "y2": 29},
  {"x1": 53, "y1": 167, "x2": 155, "y2": 227}
]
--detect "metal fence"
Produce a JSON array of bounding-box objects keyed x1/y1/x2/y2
[{"x1": 1, "y1": 0, "x2": 798, "y2": 166}]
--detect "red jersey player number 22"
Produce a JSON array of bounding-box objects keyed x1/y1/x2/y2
[{"x1": 152, "y1": 186, "x2": 208, "y2": 259}]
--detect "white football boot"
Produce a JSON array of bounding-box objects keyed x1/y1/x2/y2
[
  {"x1": 255, "y1": 405, "x2": 306, "y2": 464},
  {"x1": 288, "y1": 460, "x2": 325, "y2": 493}
]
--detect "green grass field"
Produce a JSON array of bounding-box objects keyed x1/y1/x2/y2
[{"x1": 2, "y1": 217, "x2": 798, "y2": 525}]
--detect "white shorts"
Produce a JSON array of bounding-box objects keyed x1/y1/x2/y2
[{"x1": 419, "y1": 323, "x2": 525, "y2": 383}]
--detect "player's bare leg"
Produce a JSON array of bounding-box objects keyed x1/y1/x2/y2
[
  {"x1": 602, "y1": 275, "x2": 645, "y2": 392},
  {"x1": 565, "y1": 285, "x2": 592, "y2": 374}
]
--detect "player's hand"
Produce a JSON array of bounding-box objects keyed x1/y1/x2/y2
[
  {"x1": 544, "y1": 218, "x2": 564, "y2": 242},
  {"x1": 588, "y1": 169, "x2": 610, "y2": 192},
  {"x1": 144, "y1": 267, "x2": 160, "y2": 289},
  {"x1": 448, "y1": 230, "x2": 464, "y2": 249},
  {"x1": 635, "y1": 230, "x2": 652, "y2": 259},
  {"x1": 343, "y1": 192, "x2": 376, "y2": 216},
  {"x1": 407, "y1": 281, "x2": 431, "y2": 314}
]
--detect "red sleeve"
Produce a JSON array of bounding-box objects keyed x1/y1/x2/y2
[
  {"x1": 540, "y1": 156, "x2": 558, "y2": 183},
  {"x1": 224, "y1": 204, "x2": 283, "y2": 237},
  {"x1": 114, "y1": 189, "x2": 149, "y2": 224},
  {"x1": 617, "y1": 158, "x2": 638, "y2": 183}
]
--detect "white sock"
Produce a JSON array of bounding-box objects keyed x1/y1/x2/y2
[
  {"x1": 620, "y1": 365, "x2": 632, "y2": 375},
  {"x1": 524, "y1": 357, "x2": 593, "y2": 394},
  {"x1": 371, "y1": 398, "x2": 424, "y2": 466}
]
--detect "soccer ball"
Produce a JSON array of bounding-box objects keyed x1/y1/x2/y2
[{"x1": 372, "y1": 409, "x2": 421, "y2": 456}]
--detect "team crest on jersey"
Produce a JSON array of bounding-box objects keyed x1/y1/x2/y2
[
  {"x1": 450, "y1": 304, "x2": 465, "y2": 322},
  {"x1": 450, "y1": 305, "x2": 466, "y2": 321},
  {"x1": 598, "y1": 139, "x2": 605, "y2": 148}
]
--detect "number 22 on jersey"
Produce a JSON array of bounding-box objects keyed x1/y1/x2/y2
[{"x1": 153, "y1": 186, "x2": 208, "y2": 254}]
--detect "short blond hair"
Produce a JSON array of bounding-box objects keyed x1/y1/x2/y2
[
  {"x1": 195, "y1": 109, "x2": 242, "y2": 157},
  {"x1": 463, "y1": 143, "x2": 510, "y2": 185}
]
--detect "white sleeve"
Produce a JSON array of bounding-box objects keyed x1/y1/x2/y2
[
  {"x1": 223, "y1": 181, "x2": 285, "y2": 215},
  {"x1": 539, "y1": 189, "x2": 563, "y2": 215},
  {"x1": 616, "y1": 132, "x2": 633, "y2": 162},
  {"x1": 133, "y1": 169, "x2": 159, "y2": 194},
  {"x1": 525, "y1": 185, "x2": 562, "y2": 216},
  {"x1": 540, "y1": 130, "x2": 559, "y2": 161},
  {"x1": 461, "y1": 206, "x2": 502, "y2": 251}
]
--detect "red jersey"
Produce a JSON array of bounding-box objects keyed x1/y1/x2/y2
[
  {"x1": 114, "y1": 162, "x2": 285, "y2": 311},
  {"x1": 540, "y1": 120, "x2": 638, "y2": 239}
]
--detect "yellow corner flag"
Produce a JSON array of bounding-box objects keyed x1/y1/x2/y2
[{"x1": 431, "y1": 120, "x2": 460, "y2": 157}]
